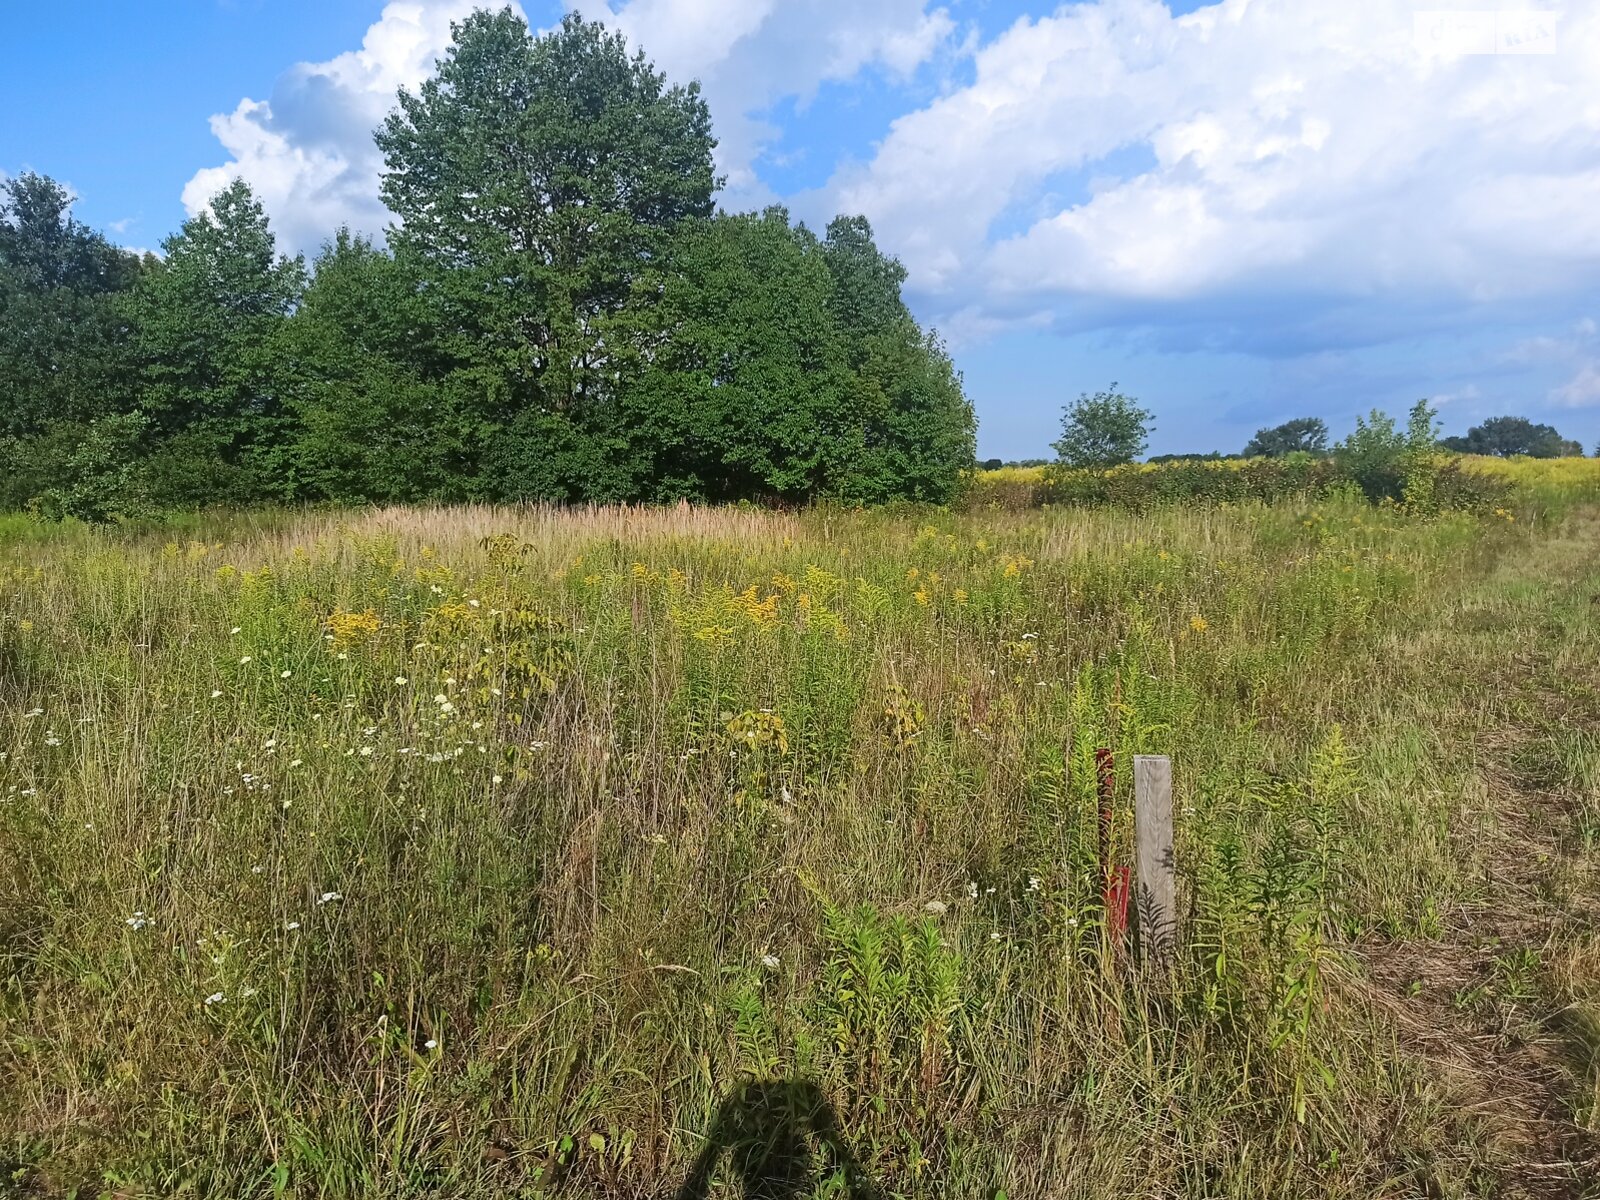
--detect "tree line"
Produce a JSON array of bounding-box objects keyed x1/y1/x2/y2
[
  {"x1": 1036, "y1": 394, "x2": 1586, "y2": 471},
  {"x1": 0, "y1": 9, "x2": 976, "y2": 521}
]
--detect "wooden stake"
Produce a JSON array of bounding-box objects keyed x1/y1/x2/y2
[{"x1": 1133, "y1": 755, "x2": 1177, "y2": 968}]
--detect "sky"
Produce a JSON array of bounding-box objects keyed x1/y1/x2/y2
[{"x1": 4, "y1": 0, "x2": 1598, "y2": 459}]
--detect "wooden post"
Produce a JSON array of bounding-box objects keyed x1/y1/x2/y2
[{"x1": 1133, "y1": 755, "x2": 1177, "y2": 968}]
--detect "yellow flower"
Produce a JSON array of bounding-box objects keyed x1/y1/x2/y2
[
  {"x1": 326, "y1": 607, "x2": 382, "y2": 650},
  {"x1": 1189, "y1": 614, "x2": 1209, "y2": 634}
]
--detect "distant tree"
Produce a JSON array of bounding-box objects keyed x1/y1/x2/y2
[
  {"x1": 131, "y1": 178, "x2": 305, "y2": 506},
  {"x1": 1148, "y1": 451, "x2": 1227, "y2": 463},
  {"x1": 1243, "y1": 417, "x2": 1328, "y2": 457},
  {"x1": 1440, "y1": 415, "x2": 1581, "y2": 458},
  {"x1": 979, "y1": 458, "x2": 1004, "y2": 471},
  {"x1": 1053, "y1": 385, "x2": 1152, "y2": 469}
]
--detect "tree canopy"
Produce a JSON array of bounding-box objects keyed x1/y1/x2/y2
[
  {"x1": 1, "y1": 8, "x2": 974, "y2": 519},
  {"x1": 1439, "y1": 416, "x2": 1582, "y2": 458},
  {"x1": 1244, "y1": 417, "x2": 1328, "y2": 457},
  {"x1": 1053, "y1": 385, "x2": 1152, "y2": 470}
]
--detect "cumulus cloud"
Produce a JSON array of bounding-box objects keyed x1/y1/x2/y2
[
  {"x1": 826, "y1": 0, "x2": 1600, "y2": 353},
  {"x1": 566, "y1": 0, "x2": 955, "y2": 203},
  {"x1": 185, "y1": 0, "x2": 954, "y2": 252},
  {"x1": 183, "y1": 1, "x2": 513, "y2": 253}
]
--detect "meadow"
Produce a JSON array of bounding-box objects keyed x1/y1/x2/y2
[{"x1": 4, "y1": 460, "x2": 1600, "y2": 1198}]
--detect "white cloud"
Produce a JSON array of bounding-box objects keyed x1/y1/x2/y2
[
  {"x1": 1554, "y1": 363, "x2": 1600, "y2": 407},
  {"x1": 185, "y1": 0, "x2": 954, "y2": 252},
  {"x1": 826, "y1": 0, "x2": 1600, "y2": 350},
  {"x1": 565, "y1": 0, "x2": 955, "y2": 203},
  {"x1": 184, "y1": 1, "x2": 511, "y2": 253}
]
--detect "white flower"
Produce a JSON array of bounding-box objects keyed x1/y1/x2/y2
[
  {"x1": 360, "y1": 746, "x2": 374, "y2": 757},
  {"x1": 395, "y1": 676, "x2": 408, "y2": 686},
  {"x1": 289, "y1": 759, "x2": 304, "y2": 768},
  {"x1": 45, "y1": 735, "x2": 61, "y2": 746},
  {"x1": 1067, "y1": 917, "x2": 1080, "y2": 929},
  {"x1": 239, "y1": 656, "x2": 252, "y2": 664},
  {"x1": 231, "y1": 627, "x2": 242, "y2": 634},
  {"x1": 125, "y1": 911, "x2": 150, "y2": 931},
  {"x1": 205, "y1": 992, "x2": 225, "y2": 1006},
  {"x1": 922, "y1": 900, "x2": 948, "y2": 915},
  {"x1": 251, "y1": 864, "x2": 264, "y2": 875},
  {"x1": 24, "y1": 708, "x2": 44, "y2": 718},
  {"x1": 1027, "y1": 876, "x2": 1042, "y2": 892},
  {"x1": 280, "y1": 670, "x2": 292, "y2": 679},
  {"x1": 317, "y1": 891, "x2": 343, "y2": 905},
  {"x1": 492, "y1": 774, "x2": 503, "y2": 784},
  {"x1": 966, "y1": 881, "x2": 979, "y2": 899},
  {"x1": 760, "y1": 954, "x2": 780, "y2": 970},
  {"x1": 424, "y1": 1038, "x2": 438, "y2": 1050},
  {"x1": 468, "y1": 599, "x2": 480, "y2": 608},
  {"x1": 990, "y1": 932, "x2": 1002, "y2": 942},
  {"x1": 284, "y1": 920, "x2": 301, "y2": 931},
  {"x1": 211, "y1": 690, "x2": 224, "y2": 699}
]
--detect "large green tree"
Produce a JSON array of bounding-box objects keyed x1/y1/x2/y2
[
  {"x1": 820, "y1": 216, "x2": 975, "y2": 503},
  {"x1": 276, "y1": 231, "x2": 470, "y2": 502},
  {"x1": 0, "y1": 173, "x2": 146, "y2": 515},
  {"x1": 376, "y1": 6, "x2": 717, "y2": 458},
  {"x1": 132, "y1": 179, "x2": 305, "y2": 505}
]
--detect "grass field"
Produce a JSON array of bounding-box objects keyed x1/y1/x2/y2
[{"x1": 5, "y1": 462, "x2": 1600, "y2": 1198}]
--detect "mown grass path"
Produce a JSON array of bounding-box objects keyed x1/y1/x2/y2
[{"x1": 1355, "y1": 514, "x2": 1600, "y2": 1198}]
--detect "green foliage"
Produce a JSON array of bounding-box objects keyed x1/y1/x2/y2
[
  {"x1": 1, "y1": 14, "x2": 975, "y2": 516},
  {"x1": 1052, "y1": 385, "x2": 1152, "y2": 470},
  {"x1": 1440, "y1": 415, "x2": 1584, "y2": 458},
  {"x1": 131, "y1": 179, "x2": 306, "y2": 506},
  {"x1": 1244, "y1": 417, "x2": 1329, "y2": 457}
]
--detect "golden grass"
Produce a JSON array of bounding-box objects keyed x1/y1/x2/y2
[{"x1": 2, "y1": 495, "x2": 1598, "y2": 1197}]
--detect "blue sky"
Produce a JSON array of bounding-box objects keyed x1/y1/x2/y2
[{"x1": 5, "y1": 0, "x2": 1598, "y2": 458}]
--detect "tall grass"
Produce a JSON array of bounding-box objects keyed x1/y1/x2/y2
[{"x1": 3, "y1": 476, "x2": 1599, "y2": 1197}]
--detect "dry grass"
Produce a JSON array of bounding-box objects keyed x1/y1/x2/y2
[{"x1": 3, "y1": 475, "x2": 1600, "y2": 1198}]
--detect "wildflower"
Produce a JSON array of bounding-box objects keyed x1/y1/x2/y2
[
  {"x1": 990, "y1": 932, "x2": 1002, "y2": 942},
  {"x1": 205, "y1": 992, "x2": 225, "y2": 1006},
  {"x1": 211, "y1": 689, "x2": 224, "y2": 699},
  {"x1": 263, "y1": 739, "x2": 277, "y2": 750},
  {"x1": 290, "y1": 759, "x2": 304, "y2": 768},
  {"x1": 281, "y1": 670, "x2": 292, "y2": 679},
  {"x1": 231, "y1": 627, "x2": 242, "y2": 634},
  {"x1": 1189, "y1": 615, "x2": 1209, "y2": 634},
  {"x1": 45, "y1": 733, "x2": 61, "y2": 746},
  {"x1": 251, "y1": 864, "x2": 264, "y2": 875},
  {"x1": 24, "y1": 708, "x2": 43, "y2": 718},
  {"x1": 922, "y1": 900, "x2": 948, "y2": 915},
  {"x1": 966, "y1": 881, "x2": 979, "y2": 899},
  {"x1": 424, "y1": 1038, "x2": 438, "y2": 1050},
  {"x1": 395, "y1": 676, "x2": 408, "y2": 686},
  {"x1": 1027, "y1": 875, "x2": 1042, "y2": 892},
  {"x1": 239, "y1": 656, "x2": 252, "y2": 664},
  {"x1": 125, "y1": 911, "x2": 150, "y2": 930},
  {"x1": 760, "y1": 953, "x2": 780, "y2": 970},
  {"x1": 317, "y1": 891, "x2": 343, "y2": 905}
]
